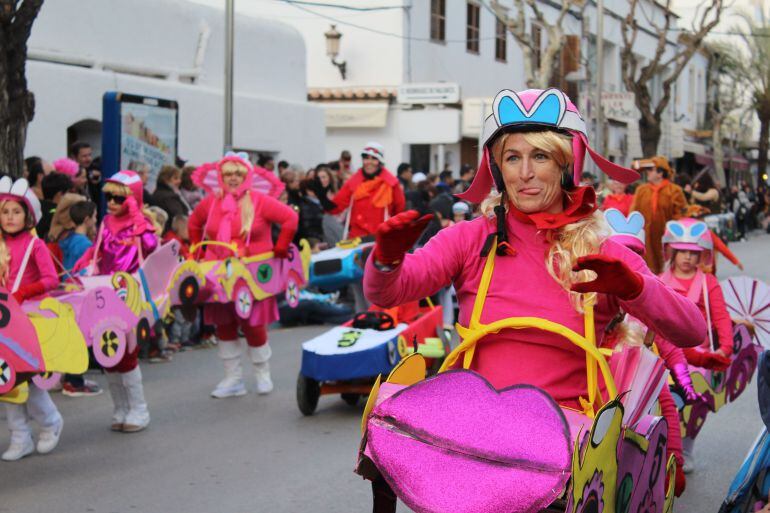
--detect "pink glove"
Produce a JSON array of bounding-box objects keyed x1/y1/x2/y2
[
  {"x1": 570, "y1": 255, "x2": 644, "y2": 300},
  {"x1": 125, "y1": 196, "x2": 150, "y2": 236},
  {"x1": 374, "y1": 210, "x2": 433, "y2": 266},
  {"x1": 671, "y1": 363, "x2": 702, "y2": 404}
]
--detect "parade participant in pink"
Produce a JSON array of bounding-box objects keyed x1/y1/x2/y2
[
  {"x1": 658, "y1": 217, "x2": 734, "y2": 474},
  {"x1": 0, "y1": 177, "x2": 62, "y2": 461},
  {"x1": 74, "y1": 170, "x2": 157, "y2": 433},
  {"x1": 364, "y1": 88, "x2": 707, "y2": 413},
  {"x1": 659, "y1": 218, "x2": 734, "y2": 359},
  {"x1": 189, "y1": 152, "x2": 298, "y2": 398}
]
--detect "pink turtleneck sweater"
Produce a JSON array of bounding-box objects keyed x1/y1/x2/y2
[{"x1": 364, "y1": 213, "x2": 707, "y2": 410}]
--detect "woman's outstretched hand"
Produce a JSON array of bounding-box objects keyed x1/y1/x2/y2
[
  {"x1": 374, "y1": 210, "x2": 433, "y2": 267},
  {"x1": 570, "y1": 254, "x2": 643, "y2": 300}
]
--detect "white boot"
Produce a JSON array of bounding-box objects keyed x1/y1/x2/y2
[
  {"x1": 25, "y1": 384, "x2": 63, "y2": 453},
  {"x1": 249, "y1": 343, "x2": 273, "y2": 395},
  {"x1": 211, "y1": 339, "x2": 247, "y2": 398},
  {"x1": 3, "y1": 403, "x2": 34, "y2": 461},
  {"x1": 106, "y1": 372, "x2": 129, "y2": 431},
  {"x1": 2, "y1": 434, "x2": 34, "y2": 461},
  {"x1": 36, "y1": 415, "x2": 63, "y2": 454},
  {"x1": 121, "y1": 367, "x2": 150, "y2": 433}
]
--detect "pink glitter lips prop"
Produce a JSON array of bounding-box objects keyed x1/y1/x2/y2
[{"x1": 366, "y1": 370, "x2": 572, "y2": 513}]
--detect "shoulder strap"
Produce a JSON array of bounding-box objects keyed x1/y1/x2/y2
[{"x1": 12, "y1": 238, "x2": 37, "y2": 293}]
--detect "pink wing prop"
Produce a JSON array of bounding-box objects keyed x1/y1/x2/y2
[
  {"x1": 367, "y1": 370, "x2": 572, "y2": 513},
  {"x1": 722, "y1": 276, "x2": 770, "y2": 348},
  {"x1": 609, "y1": 345, "x2": 669, "y2": 427},
  {"x1": 0, "y1": 289, "x2": 44, "y2": 393},
  {"x1": 192, "y1": 163, "x2": 284, "y2": 198}
]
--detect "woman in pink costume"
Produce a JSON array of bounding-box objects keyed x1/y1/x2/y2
[
  {"x1": 366, "y1": 88, "x2": 706, "y2": 408},
  {"x1": 0, "y1": 177, "x2": 62, "y2": 461},
  {"x1": 658, "y1": 217, "x2": 734, "y2": 474},
  {"x1": 188, "y1": 153, "x2": 298, "y2": 398},
  {"x1": 74, "y1": 170, "x2": 158, "y2": 432},
  {"x1": 364, "y1": 89, "x2": 707, "y2": 511}
]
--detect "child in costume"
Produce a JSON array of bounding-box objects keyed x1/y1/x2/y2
[
  {"x1": 659, "y1": 217, "x2": 734, "y2": 473},
  {"x1": 188, "y1": 153, "x2": 298, "y2": 397},
  {"x1": 0, "y1": 177, "x2": 63, "y2": 461},
  {"x1": 74, "y1": 170, "x2": 158, "y2": 432}
]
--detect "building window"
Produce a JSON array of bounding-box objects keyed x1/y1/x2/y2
[
  {"x1": 532, "y1": 24, "x2": 542, "y2": 70},
  {"x1": 467, "y1": 2, "x2": 480, "y2": 54},
  {"x1": 495, "y1": 18, "x2": 506, "y2": 62},
  {"x1": 430, "y1": 0, "x2": 445, "y2": 42}
]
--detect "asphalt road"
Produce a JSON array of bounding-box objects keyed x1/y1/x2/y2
[{"x1": 2, "y1": 233, "x2": 769, "y2": 513}]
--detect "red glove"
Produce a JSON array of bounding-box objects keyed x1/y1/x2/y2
[
  {"x1": 272, "y1": 226, "x2": 296, "y2": 260},
  {"x1": 675, "y1": 462, "x2": 686, "y2": 497},
  {"x1": 12, "y1": 282, "x2": 46, "y2": 304},
  {"x1": 683, "y1": 348, "x2": 731, "y2": 371},
  {"x1": 374, "y1": 211, "x2": 433, "y2": 266},
  {"x1": 570, "y1": 255, "x2": 644, "y2": 300}
]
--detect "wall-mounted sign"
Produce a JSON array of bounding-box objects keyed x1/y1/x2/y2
[
  {"x1": 601, "y1": 91, "x2": 636, "y2": 121},
  {"x1": 398, "y1": 83, "x2": 460, "y2": 104}
]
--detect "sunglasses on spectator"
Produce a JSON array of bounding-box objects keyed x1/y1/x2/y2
[{"x1": 105, "y1": 193, "x2": 127, "y2": 205}]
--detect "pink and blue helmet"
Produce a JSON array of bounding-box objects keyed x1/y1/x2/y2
[
  {"x1": 662, "y1": 218, "x2": 713, "y2": 266},
  {"x1": 458, "y1": 88, "x2": 639, "y2": 204}
]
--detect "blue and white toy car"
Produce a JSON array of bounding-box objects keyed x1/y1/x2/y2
[
  {"x1": 297, "y1": 304, "x2": 449, "y2": 415},
  {"x1": 308, "y1": 238, "x2": 374, "y2": 290}
]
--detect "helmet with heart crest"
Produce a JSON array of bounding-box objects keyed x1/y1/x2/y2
[
  {"x1": 458, "y1": 88, "x2": 639, "y2": 205},
  {"x1": 458, "y1": 88, "x2": 640, "y2": 257},
  {"x1": 662, "y1": 218, "x2": 713, "y2": 267},
  {"x1": 0, "y1": 176, "x2": 42, "y2": 225},
  {"x1": 604, "y1": 208, "x2": 645, "y2": 256}
]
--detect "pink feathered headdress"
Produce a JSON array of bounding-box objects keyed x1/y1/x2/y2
[
  {"x1": 53, "y1": 158, "x2": 80, "y2": 178},
  {"x1": 192, "y1": 151, "x2": 284, "y2": 198},
  {"x1": 458, "y1": 88, "x2": 639, "y2": 204}
]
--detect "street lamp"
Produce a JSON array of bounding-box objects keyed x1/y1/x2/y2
[{"x1": 324, "y1": 25, "x2": 347, "y2": 80}]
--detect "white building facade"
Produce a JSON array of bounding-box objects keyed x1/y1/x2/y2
[
  {"x1": 236, "y1": 0, "x2": 711, "y2": 176},
  {"x1": 24, "y1": 0, "x2": 325, "y2": 169}
]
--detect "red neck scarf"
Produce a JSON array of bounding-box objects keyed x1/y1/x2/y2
[
  {"x1": 509, "y1": 186, "x2": 598, "y2": 230},
  {"x1": 649, "y1": 179, "x2": 670, "y2": 215}
]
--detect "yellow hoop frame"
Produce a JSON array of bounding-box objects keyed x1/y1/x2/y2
[{"x1": 438, "y1": 239, "x2": 617, "y2": 418}]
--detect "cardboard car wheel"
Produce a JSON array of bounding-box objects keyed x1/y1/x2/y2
[
  {"x1": 341, "y1": 393, "x2": 361, "y2": 406},
  {"x1": 32, "y1": 372, "x2": 62, "y2": 390},
  {"x1": 179, "y1": 275, "x2": 199, "y2": 306},
  {"x1": 0, "y1": 349, "x2": 16, "y2": 395},
  {"x1": 296, "y1": 372, "x2": 320, "y2": 416},
  {"x1": 136, "y1": 318, "x2": 152, "y2": 348},
  {"x1": 233, "y1": 280, "x2": 253, "y2": 320},
  {"x1": 93, "y1": 324, "x2": 127, "y2": 368},
  {"x1": 285, "y1": 270, "x2": 301, "y2": 308}
]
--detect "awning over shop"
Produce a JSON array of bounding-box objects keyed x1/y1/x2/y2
[
  {"x1": 695, "y1": 153, "x2": 749, "y2": 171},
  {"x1": 322, "y1": 102, "x2": 389, "y2": 128}
]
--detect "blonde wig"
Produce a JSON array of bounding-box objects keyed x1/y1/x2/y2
[
  {"x1": 481, "y1": 130, "x2": 609, "y2": 312},
  {"x1": 220, "y1": 160, "x2": 255, "y2": 237}
]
